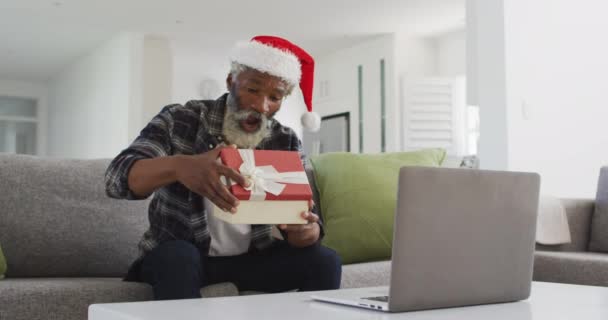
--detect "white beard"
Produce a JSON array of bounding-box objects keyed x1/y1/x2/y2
[{"x1": 222, "y1": 94, "x2": 271, "y2": 149}]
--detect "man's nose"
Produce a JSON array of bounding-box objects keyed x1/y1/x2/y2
[{"x1": 251, "y1": 96, "x2": 270, "y2": 114}]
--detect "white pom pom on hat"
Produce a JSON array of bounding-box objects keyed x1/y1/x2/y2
[{"x1": 301, "y1": 111, "x2": 321, "y2": 132}]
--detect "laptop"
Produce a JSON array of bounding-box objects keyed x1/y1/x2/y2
[{"x1": 312, "y1": 166, "x2": 540, "y2": 312}]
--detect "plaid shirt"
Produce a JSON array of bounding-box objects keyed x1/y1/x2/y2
[{"x1": 105, "y1": 93, "x2": 315, "y2": 265}]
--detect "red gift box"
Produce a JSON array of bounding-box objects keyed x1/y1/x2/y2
[
  {"x1": 219, "y1": 149, "x2": 312, "y2": 201},
  {"x1": 212, "y1": 149, "x2": 312, "y2": 224}
]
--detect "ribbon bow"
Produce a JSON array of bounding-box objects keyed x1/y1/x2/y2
[{"x1": 237, "y1": 149, "x2": 309, "y2": 201}]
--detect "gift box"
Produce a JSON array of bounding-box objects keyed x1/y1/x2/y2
[{"x1": 211, "y1": 148, "x2": 312, "y2": 224}]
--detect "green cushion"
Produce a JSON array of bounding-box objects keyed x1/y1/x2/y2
[
  {"x1": 311, "y1": 149, "x2": 446, "y2": 264},
  {"x1": 0, "y1": 243, "x2": 6, "y2": 279}
]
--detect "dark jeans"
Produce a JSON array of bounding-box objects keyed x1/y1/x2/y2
[{"x1": 138, "y1": 240, "x2": 342, "y2": 300}]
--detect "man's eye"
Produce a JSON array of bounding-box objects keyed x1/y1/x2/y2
[
  {"x1": 270, "y1": 96, "x2": 281, "y2": 102},
  {"x1": 247, "y1": 88, "x2": 259, "y2": 94}
]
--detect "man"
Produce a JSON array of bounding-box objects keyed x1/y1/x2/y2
[{"x1": 105, "y1": 36, "x2": 341, "y2": 300}]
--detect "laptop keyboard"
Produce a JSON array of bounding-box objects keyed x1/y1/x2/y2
[{"x1": 364, "y1": 296, "x2": 389, "y2": 302}]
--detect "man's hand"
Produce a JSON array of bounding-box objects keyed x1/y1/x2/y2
[
  {"x1": 278, "y1": 200, "x2": 320, "y2": 248},
  {"x1": 174, "y1": 144, "x2": 249, "y2": 213}
]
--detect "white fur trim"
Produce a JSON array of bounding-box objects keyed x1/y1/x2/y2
[
  {"x1": 301, "y1": 112, "x2": 321, "y2": 132},
  {"x1": 230, "y1": 41, "x2": 301, "y2": 86}
]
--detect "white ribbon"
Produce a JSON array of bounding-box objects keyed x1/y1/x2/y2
[{"x1": 235, "y1": 149, "x2": 309, "y2": 201}]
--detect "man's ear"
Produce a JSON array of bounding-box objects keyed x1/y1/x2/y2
[{"x1": 226, "y1": 73, "x2": 233, "y2": 91}]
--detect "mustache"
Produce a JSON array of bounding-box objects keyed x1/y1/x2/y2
[{"x1": 230, "y1": 109, "x2": 266, "y2": 121}]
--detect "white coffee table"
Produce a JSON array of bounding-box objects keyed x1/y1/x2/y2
[{"x1": 89, "y1": 282, "x2": 608, "y2": 320}]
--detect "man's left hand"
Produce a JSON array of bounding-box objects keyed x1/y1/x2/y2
[{"x1": 278, "y1": 200, "x2": 320, "y2": 248}]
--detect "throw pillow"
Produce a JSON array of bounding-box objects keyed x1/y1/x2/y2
[
  {"x1": 589, "y1": 167, "x2": 608, "y2": 252},
  {"x1": 310, "y1": 148, "x2": 446, "y2": 264},
  {"x1": 0, "y1": 243, "x2": 6, "y2": 279}
]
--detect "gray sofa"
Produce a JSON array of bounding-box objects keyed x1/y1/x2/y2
[
  {"x1": 0, "y1": 154, "x2": 605, "y2": 320},
  {"x1": 534, "y1": 198, "x2": 608, "y2": 286}
]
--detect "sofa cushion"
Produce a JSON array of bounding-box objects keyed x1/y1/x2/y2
[
  {"x1": 536, "y1": 199, "x2": 594, "y2": 252},
  {"x1": 0, "y1": 278, "x2": 238, "y2": 320},
  {"x1": 0, "y1": 154, "x2": 150, "y2": 277},
  {"x1": 0, "y1": 243, "x2": 6, "y2": 279},
  {"x1": 341, "y1": 261, "x2": 391, "y2": 289},
  {"x1": 310, "y1": 149, "x2": 446, "y2": 264},
  {"x1": 589, "y1": 167, "x2": 608, "y2": 252},
  {"x1": 533, "y1": 251, "x2": 608, "y2": 287}
]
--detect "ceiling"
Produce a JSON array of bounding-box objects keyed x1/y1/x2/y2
[{"x1": 0, "y1": 0, "x2": 465, "y2": 81}]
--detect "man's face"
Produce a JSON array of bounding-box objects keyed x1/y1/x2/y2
[{"x1": 226, "y1": 68, "x2": 288, "y2": 133}]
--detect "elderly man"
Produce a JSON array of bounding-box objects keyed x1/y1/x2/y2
[{"x1": 105, "y1": 36, "x2": 341, "y2": 300}]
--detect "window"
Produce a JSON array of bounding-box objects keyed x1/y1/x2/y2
[{"x1": 0, "y1": 96, "x2": 38, "y2": 155}]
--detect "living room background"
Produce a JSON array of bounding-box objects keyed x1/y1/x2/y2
[{"x1": 1, "y1": 0, "x2": 606, "y2": 198}]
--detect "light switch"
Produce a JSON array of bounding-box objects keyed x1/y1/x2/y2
[{"x1": 521, "y1": 100, "x2": 531, "y2": 120}]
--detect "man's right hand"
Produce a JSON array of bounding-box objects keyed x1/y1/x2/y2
[{"x1": 174, "y1": 144, "x2": 249, "y2": 213}]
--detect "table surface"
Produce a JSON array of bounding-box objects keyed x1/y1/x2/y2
[{"x1": 89, "y1": 282, "x2": 608, "y2": 320}]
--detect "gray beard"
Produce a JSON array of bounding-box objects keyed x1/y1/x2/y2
[{"x1": 222, "y1": 94, "x2": 271, "y2": 149}]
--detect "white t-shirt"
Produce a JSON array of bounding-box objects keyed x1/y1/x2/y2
[{"x1": 204, "y1": 198, "x2": 251, "y2": 256}]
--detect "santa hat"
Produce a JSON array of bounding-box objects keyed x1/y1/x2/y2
[{"x1": 229, "y1": 35, "x2": 320, "y2": 132}]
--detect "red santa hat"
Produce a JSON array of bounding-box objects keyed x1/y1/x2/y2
[{"x1": 229, "y1": 35, "x2": 320, "y2": 132}]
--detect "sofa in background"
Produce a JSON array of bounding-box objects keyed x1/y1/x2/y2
[
  {"x1": 534, "y1": 200, "x2": 608, "y2": 286},
  {"x1": 0, "y1": 153, "x2": 606, "y2": 320}
]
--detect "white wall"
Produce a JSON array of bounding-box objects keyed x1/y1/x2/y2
[
  {"x1": 127, "y1": 34, "x2": 174, "y2": 142},
  {"x1": 48, "y1": 34, "x2": 134, "y2": 158},
  {"x1": 274, "y1": 88, "x2": 307, "y2": 139},
  {"x1": 171, "y1": 43, "x2": 228, "y2": 104},
  {"x1": 395, "y1": 30, "x2": 466, "y2": 79},
  {"x1": 469, "y1": 0, "x2": 608, "y2": 198},
  {"x1": 48, "y1": 33, "x2": 173, "y2": 158},
  {"x1": 0, "y1": 79, "x2": 48, "y2": 155},
  {"x1": 467, "y1": 0, "x2": 509, "y2": 170},
  {"x1": 315, "y1": 35, "x2": 397, "y2": 153},
  {"x1": 503, "y1": 0, "x2": 608, "y2": 198},
  {"x1": 395, "y1": 33, "x2": 436, "y2": 79},
  {"x1": 137, "y1": 35, "x2": 173, "y2": 140},
  {"x1": 436, "y1": 29, "x2": 466, "y2": 77}
]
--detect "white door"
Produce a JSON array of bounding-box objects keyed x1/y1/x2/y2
[{"x1": 401, "y1": 77, "x2": 467, "y2": 156}]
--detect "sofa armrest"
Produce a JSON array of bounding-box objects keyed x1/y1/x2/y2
[{"x1": 536, "y1": 198, "x2": 595, "y2": 252}]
